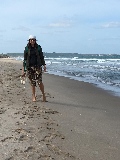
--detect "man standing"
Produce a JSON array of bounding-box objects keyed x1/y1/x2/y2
[{"x1": 22, "y1": 35, "x2": 46, "y2": 102}]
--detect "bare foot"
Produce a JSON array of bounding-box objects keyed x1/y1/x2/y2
[
  {"x1": 32, "y1": 95, "x2": 36, "y2": 102},
  {"x1": 42, "y1": 94, "x2": 46, "y2": 102}
]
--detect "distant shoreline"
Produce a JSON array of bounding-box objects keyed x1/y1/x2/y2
[{"x1": 0, "y1": 54, "x2": 9, "y2": 58}]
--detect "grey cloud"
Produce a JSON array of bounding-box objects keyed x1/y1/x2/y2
[
  {"x1": 101, "y1": 22, "x2": 120, "y2": 28},
  {"x1": 12, "y1": 26, "x2": 30, "y2": 31},
  {"x1": 88, "y1": 36, "x2": 120, "y2": 41},
  {"x1": 49, "y1": 23, "x2": 70, "y2": 28},
  {"x1": 49, "y1": 20, "x2": 72, "y2": 28}
]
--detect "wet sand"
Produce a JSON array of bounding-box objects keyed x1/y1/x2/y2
[{"x1": 0, "y1": 58, "x2": 120, "y2": 160}]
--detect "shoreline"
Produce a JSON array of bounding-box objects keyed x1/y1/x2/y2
[
  {"x1": 0, "y1": 58, "x2": 120, "y2": 160},
  {"x1": 47, "y1": 71, "x2": 120, "y2": 98},
  {"x1": 3, "y1": 55, "x2": 120, "y2": 98},
  {"x1": 3, "y1": 52, "x2": 120, "y2": 98}
]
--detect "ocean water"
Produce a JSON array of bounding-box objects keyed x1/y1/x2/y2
[{"x1": 7, "y1": 53, "x2": 120, "y2": 97}]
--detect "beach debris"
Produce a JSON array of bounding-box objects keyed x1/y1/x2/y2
[
  {"x1": 5, "y1": 156, "x2": 14, "y2": 160},
  {"x1": 20, "y1": 75, "x2": 27, "y2": 89},
  {"x1": 24, "y1": 146, "x2": 34, "y2": 152},
  {"x1": 1, "y1": 136, "x2": 13, "y2": 142}
]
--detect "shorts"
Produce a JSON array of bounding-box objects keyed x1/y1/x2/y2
[{"x1": 27, "y1": 66, "x2": 42, "y2": 86}]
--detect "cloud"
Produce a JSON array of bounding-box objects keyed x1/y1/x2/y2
[
  {"x1": 101, "y1": 22, "x2": 120, "y2": 28},
  {"x1": 49, "y1": 20, "x2": 72, "y2": 28},
  {"x1": 12, "y1": 26, "x2": 30, "y2": 32},
  {"x1": 0, "y1": 29, "x2": 6, "y2": 32},
  {"x1": 0, "y1": 34, "x2": 3, "y2": 39},
  {"x1": 88, "y1": 36, "x2": 120, "y2": 41}
]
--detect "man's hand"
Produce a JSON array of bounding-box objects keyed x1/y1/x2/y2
[
  {"x1": 22, "y1": 72, "x2": 26, "y2": 77},
  {"x1": 22, "y1": 67, "x2": 26, "y2": 76},
  {"x1": 43, "y1": 65, "x2": 46, "y2": 72}
]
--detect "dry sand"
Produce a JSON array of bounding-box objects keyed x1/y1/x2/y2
[{"x1": 0, "y1": 58, "x2": 120, "y2": 160}]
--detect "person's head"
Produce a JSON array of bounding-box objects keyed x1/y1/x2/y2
[{"x1": 28, "y1": 35, "x2": 37, "y2": 46}]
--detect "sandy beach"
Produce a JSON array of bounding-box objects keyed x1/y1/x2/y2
[{"x1": 0, "y1": 58, "x2": 120, "y2": 160}]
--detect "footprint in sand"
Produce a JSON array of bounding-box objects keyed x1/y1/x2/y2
[{"x1": 0, "y1": 108, "x2": 6, "y2": 114}]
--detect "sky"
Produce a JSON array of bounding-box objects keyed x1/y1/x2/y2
[{"x1": 0, "y1": 0, "x2": 120, "y2": 54}]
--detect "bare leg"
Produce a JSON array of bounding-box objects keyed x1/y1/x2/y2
[
  {"x1": 31, "y1": 85, "x2": 36, "y2": 102},
  {"x1": 39, "y1": 82, "x2": 46, "y2": 102}
]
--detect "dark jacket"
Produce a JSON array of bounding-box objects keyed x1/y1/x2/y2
[{"x1": 24, "y1": 43, "x2": 45, "y2": 70}]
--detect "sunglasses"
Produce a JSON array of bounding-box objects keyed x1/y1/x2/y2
[{"x1": 30, "y1": 39, "x2": 36, "y2": 41}]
